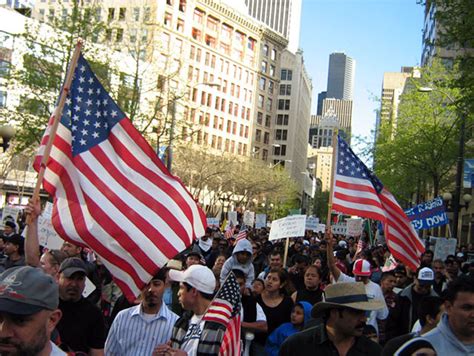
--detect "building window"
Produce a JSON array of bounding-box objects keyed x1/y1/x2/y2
[
  {"x1": 0, "y1": 91, "x2": 6, "y2": 107},
  {"x1": 278, "y1": 99, "x2": 290, "y2": 110},
  {"x1": 268, "y1": 81, "x2": 274, "y2": 94},
  {"x1": 207, "y1": 16, "x2": 218, "y2": 32},
  {"x1": 261, "y1": 61, "x2": 267, "y2": 73},
  {"x1": 271, "y1": 48, "x2": 277, "y2": 60},
  {"x1": 108, "y1": 7, "x2": 115, "y2": 21},
  {"x1": 0, "y1": 60, "x2": 11, "y2": 78},
  {"x1": 259, "y1": 77, "x2": 266, "y2": 90},
  {"x1": 275, "y1": 129, "x2": 288, "y2": 140},
  {"x1": 192, "y1": 28, "x2": 202, "y2": 41},
  {"x1": 179, "y1": 0, "x2": 186, "y2": 12},
  {"x1": 276, "y1": 114, "x2": 289, "y2": 125},
  {"x1": 265, "y1": 115, "x2": 271, "y2": 127},
  {"x1": 164, "y1": 12, "x2": 172, "y2": 27},
  {"x1": 119, "y1": 7, "x2": 126, "y2": 20},
  {"x1": 144, "y1": 7, "x2": 151, "y2": 21},
  {"x1": 257, "y1": 112, "x2": 263, "y2": 125},
  {"x1": 221, "y1": 24, "x2": 232, "y2": 41},
  {"x1": 266, "y1": 98, "x2": 272, "y2": 111},
  {"x1": 270, "y1": 65, "x2": 275, "y2": 76},
  {"x1": 177, "y1": 19, "x2": 184, "y2": 32},
  {"x1": 263, "y1": 44, "x2": 269, "y2": 56},
  {"x1": 116, "y1": 28, "x2": 123, "y2": 42},
  {"x1": 258, "y1": 95, "x2": 264, "y2": 109},
  {"x1": 256, "y1": 129, "x2": 262, "y2": 142},
  {"x1": 193, "y1": 8, "x2": 204, "y2": 23},
  {"x1": 133, "y1": 7, "x2": 139, "y2": 21},
  {"x1": 281, "y1": 69, "x2": 292, "y2": 80},
  {"x1": 263, "y1": 132, "x2": 269, "y2": 144},
  {"x1": 279, "y1": 84, "x2": 291, "y2": 95}
]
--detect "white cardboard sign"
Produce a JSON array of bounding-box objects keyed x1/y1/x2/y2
[
  {"x1": 228, "y1": 211, "x2": 238, "y2": 226},
  {"x1": 37, "y1": 202, "x2": 64, "y2": 250},
  {"x1": 269, "y1": 215, "x2": 306, "y2": 241},
  {"x1": 305, "y1": 216, "x2": 320, "y2": 231},
  {"x1": 346, "y1": 218, "x2": 363, "y2": 237},
  {"x1": 432, "y1": 237, "x2": 457, "y2": 261},
  {"x1": 255, "y1": 214, "x2": 267, "y2": 229},
  {"x1": 243, "y1": 211, "x2": 255, "y2": 227}
]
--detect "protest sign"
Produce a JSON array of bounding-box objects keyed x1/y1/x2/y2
[
  {"x1": 269, "y1": 215, "x2": 306, "y2": 241},
  {"x1": 206, "y1": 217, "x2": 220, "y2": 227},
  {"x1": 404, "y1": 197, "x2": 448, "y2": 230},
  {"x1": 1, "y1": 206, "x2": 20, "y2": 229},
  {"x1": 315, "y1": 223, "x2": 326, "y2": 233},
  {"x1": 37, "y1": 202, "x2": 64, "y2": 250},
  {"x1": 228, "y1": 211, "x2": 238, "y2": 226},
  {"x1": 346, "y1": 218, "x2": 363, "y2": 237},
  {"x1": 432, "y1": 237, "x2": 457, "y2": 261},
  {"x1": 243, "y1": 211, "x2": 255, "y2": 227},
  {"x1": 331, "y1": 223, "x2": 347, "y2": 235},
  {"x1": 255, "y1": 214, "x2": 267, "y2": 229},
  {"x1": 305, "y1": 216, "x2": 320, "y2": 231}
]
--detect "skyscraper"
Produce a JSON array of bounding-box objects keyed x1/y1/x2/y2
[
  {"x1": 244, "y1": 0, "x2": 302, "y2": 53},
  {"x1": 326, "y1": 52, "x2": 355, "y2": 100}
]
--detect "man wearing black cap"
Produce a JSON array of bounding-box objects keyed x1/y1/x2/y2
[
  {"x1": 1, "y1": 220, "x2": 16, "y2": 238},
  {"x1": 0, "y1": 266, "x2": 65, "y2": 355},
  {"x1": 280, "y1": 282, "x2": 382, "y2": 356},
  {"x1": 0, "y1": 234, "x2": 26, "y2": 272},
  {"x1": 57, "y1": 257, "x2": 106, "y2": 355}
]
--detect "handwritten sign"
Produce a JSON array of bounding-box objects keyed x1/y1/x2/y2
[
  {"x1": 37, "y1": 202, "x2": 64, "y2": 250},
  {"x1": 228, "y1": 211, "x2": 238, "y2": 226},
  {"x1": 206, "y1": 218, "x2": 220, "y2": 227},
  {"x1": 432, "y1": 237, "x2": 457, "y2": 261},
  {"x1": 269, "y1": 215, "x2": 306, "y2": 241},
  {"x1": 346, "y1": 218, "x2": 363, "y2": 237},
  {"x1": 331, "y1": 223, "x2": 347, "y2": 235},
  {"x1": 255, "y1": 214, "x2": 267, "y2": 229},
  {"x1": 305, "y1": 216, "x2": 320, "y2": 231},
  {"x1": 1, "y1": 206, "x2": 20, "y2": 229},
  {"x1": 243, "y1": 211, "x2": 255, "y2": 227},
  {"x1": 315, "y1": 223, "x2": 326, "y2": 233}
]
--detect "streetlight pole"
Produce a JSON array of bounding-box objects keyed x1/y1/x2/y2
[{"x1": 451, "y1": 110, "x2": 466, "y2": 241}]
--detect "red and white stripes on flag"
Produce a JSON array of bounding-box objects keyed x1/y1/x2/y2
[
  {"x1": 331, "y1": 135, "x2": 424, "y2": 271},
  {"x1": 203, "y1": 272, "x2": 241, "y2": 356},
  {"x1": 235, "y1": 227, "x2": 247, "y2": 242},
  {"x1": 34, "y1": 54, "x2": 206, "y2": 301}
]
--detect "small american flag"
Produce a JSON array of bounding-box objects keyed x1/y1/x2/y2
[
  {"x1": 203, "y1": 272, "x2": 241, "y2": 356},
  {"x1": 34, "y1": 53, "x2": 206, "y2": 301},
  {"x1": 224, "y1": 220, "x2": 235, "y2": 239},
  {"x1": 235, "y1": 227, "x2": 247, "y2": 242},
  {"x1": 331, "y1": 135, "x2": 424, "y2": 271}
]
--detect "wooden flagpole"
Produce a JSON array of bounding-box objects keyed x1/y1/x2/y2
[
  {"x1": 326, "y1": 129, "x2": 339, "y2": 231},
  {"x1": 26, "y1": 40, "x2": 83, "y2": 224}
]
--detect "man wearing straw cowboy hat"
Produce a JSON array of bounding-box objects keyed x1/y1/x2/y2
[{"x1": 280, "y1": 282, "x2": 383, "y2": 356}]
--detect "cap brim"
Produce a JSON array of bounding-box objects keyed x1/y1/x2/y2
[
  {"x1": 0, "y1": 299, "x2": 44, "y2": 315},
  {"x1": 418, "y1": 280, "x2": 434, "y2": 286},
  {"x1": 353, "y1": 272, "x2": 371, "y2": 277},
  {"x1": 311, "y1": 299, "x2": 385, "y2": 318},
  {"x1": 168, "y1": 269, "x2": 186, "y2": 283},
  {"x1": 61, "y1": 268, "x2": 87, "y2": 278}
]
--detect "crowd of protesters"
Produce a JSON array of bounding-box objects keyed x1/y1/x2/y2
[{"x1": 0, "y1": 201, "x2": 473, "y2": 355}]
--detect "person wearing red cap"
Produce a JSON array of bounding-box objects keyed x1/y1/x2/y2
[{"x1": 325, "y1": 230, "x2": 388, "y2": 336}]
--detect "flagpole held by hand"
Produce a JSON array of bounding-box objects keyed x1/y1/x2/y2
[
  {"x1": 27, "y1": 40, "x2": 83, "y2": 225},
  {"x1": 326, "y1": 129, "x2": 338, "y2": 229}
]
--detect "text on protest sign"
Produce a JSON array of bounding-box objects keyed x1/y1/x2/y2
[
  {"x1": 269, "y1": 215, "x2": 306, "y2": 241},
  {"x1": 404, "y1": 197, "x2": 448, "y2": 230},
  {"x1": 243, "y1": 211, "x2": 255, "y2": 227},
  {"x1": 346, "y1": 218, "x2": 363, "y2": 237},
  {"x1": 206, "y1": 218, "x2": 220, "y2": 227},
  {"x1": 305, "y1": 216, "x2": 320, "y2": 231}
]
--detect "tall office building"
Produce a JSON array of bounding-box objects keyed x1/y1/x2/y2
[
  {"x1": 326, "y1": 52, "x2": 355, "y2": 100},
  {"x1": 375, "y1": 67, "x2": 419, "y2": 143},
  {"x1": 244, "y1": 0, "x2": 302, "y2": 53}
]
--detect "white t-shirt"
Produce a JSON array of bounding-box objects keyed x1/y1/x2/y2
[
  {"x1": 180, "y1": 314, "x2": 205, "y2": 356},
  {"x1": 241, "y1": 302, "x2": 267, "y2": 322},
  {"x1": 336, "y1": 272, "x2": 389, "y2": 334}
]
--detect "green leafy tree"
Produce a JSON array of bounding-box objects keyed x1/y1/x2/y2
[{"x1": 374, "y1": 61, "x2": 469, "y2": 206}]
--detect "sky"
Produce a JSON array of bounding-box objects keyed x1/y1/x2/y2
[{"x1": 299, "y1": 0, "x2": 425, "y2": 148}]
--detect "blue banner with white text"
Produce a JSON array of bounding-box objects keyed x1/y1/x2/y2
[{"x1": 404, "y1": 197, "x2": 448, "y2": 230}]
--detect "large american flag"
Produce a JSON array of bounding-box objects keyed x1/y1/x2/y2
[
  {"x1": 331, "y1": 135, "x2": 424, "y2": 271},
  {"x1": 34, "y1": 54, "x2": 206, "y2": 301},
  {"x1": 203, "y1": 272, "x2": 241, "y2": 356}
]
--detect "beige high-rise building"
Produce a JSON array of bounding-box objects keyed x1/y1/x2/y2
[
  {"x1": 312, "y1": 146, "x2": 333, "y2": 192},
  {"x1": 375, "y1": 67, "x2": 419, "y2": 142}
]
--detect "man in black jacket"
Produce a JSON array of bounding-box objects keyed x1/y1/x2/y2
[{"x1": 280, "y1": 282, "x2": 382, "y2": 356}]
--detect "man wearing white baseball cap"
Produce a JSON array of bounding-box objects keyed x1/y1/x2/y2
[
  {"x1": 325, "y1": 231, "x2": 388, "y2": 335},
  {"x1": 154, "y1": 264, "x2": 225, "y2": 356}
]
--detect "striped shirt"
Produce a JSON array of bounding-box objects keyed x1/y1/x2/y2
[{"x1": 105, "y1": 303, "x2": 178, "y2": 356}]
